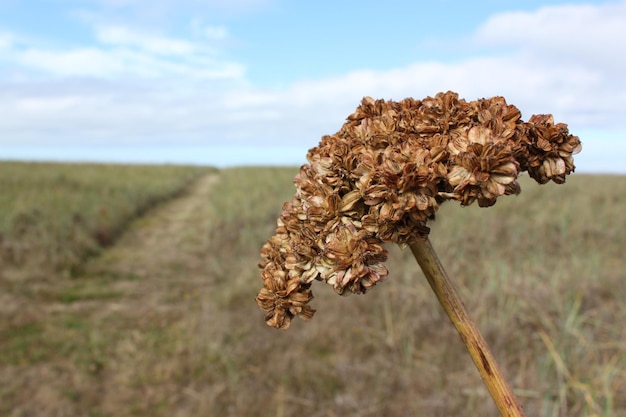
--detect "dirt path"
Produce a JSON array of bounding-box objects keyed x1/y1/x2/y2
[
  {"x1": 85, "y1": 172, "x2": 219, "y2": 310},
  {"x1": 3, "y1": 173, "x2": 220, "y2": 417}
]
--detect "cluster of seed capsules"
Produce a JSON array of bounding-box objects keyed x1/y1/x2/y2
[{"x1": 257, "y1": 91, "x2": 582, "y2": 329}]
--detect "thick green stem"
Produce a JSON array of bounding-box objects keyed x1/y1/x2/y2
[{"x1": 409, "y1": 238, "x2": 526, "y2": 417}]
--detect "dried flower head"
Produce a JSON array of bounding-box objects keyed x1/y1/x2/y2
[{"x1": 257, "y1": 91, "x2": 581, "y2": 329}]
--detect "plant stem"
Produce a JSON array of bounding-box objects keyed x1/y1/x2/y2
[{"x1": 409, "y1": 238, "x2": 527, "y2": 417}]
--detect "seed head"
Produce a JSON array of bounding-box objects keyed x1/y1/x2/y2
[{"x1": 257, "y1": 91, "x2": 581, "y2": 329}]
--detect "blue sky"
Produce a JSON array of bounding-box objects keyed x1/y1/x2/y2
[{"x1": 1, "y1": 0, "x2": 625, "y2": 172}]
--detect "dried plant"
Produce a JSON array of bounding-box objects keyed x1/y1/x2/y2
[{"x1": 256, "y1": 91, "x2": 581, "y2": 416}]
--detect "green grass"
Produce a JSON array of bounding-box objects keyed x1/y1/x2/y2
[
  {"x1": 0, "y1": 161, "x2": 212, "y2": 272},
  {"x1": 57, "y1": 283, "x2": 123, "y2": 303},
  {"x1": 0, "y1": 322, "x2": 47, "y2": 364}
]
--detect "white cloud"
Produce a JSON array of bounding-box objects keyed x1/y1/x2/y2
[
  {"x1": 16, "y1": 48, "x2": 126, "y2": 77},
  {"x1": 478, "y1": 3, "x2": 625, "y2": 44},
  {"x1": 0, "y1": 32, "x2": 13, "y2": 50},
  {"x1": 216, "y1": 52, "x2": 618, "y2": 143},
  {"x1": 1, "y1": 0, "x2": 625, "y2": 169},
  {"x1": 474, "y1": 2, "x2": 626, "y2": 73},
  {"x1": 202, "y1": 25, "x2": 228, "y2": 40},
  {"x1": 3, "y1": 23, "x2": 245, "y2": 80},
  {"x1": 222, "y1": 1, "x2": 626, "y2": 136},
  {"x1": 89, "y1": 0, "x2": 274, "y2": 16},
  {"x1": 13, "y1": 46, "x2": 244, "y2": 79},
  {"x1": 96, "y1": 26, "x2": 196, "y2": 55},
  {"x1": 189, "y1": 19, "x2": 230, "y2": 41},
  {"x1": 16, "y1": 96, "x2": 83, "y2": 112},
  {"x1": 94, "y1": 0, "x2": 270, "y2": 7}
]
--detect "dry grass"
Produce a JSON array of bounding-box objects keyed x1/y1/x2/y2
[
  {"x1": 1, "y1": 165, "x2": 624, "y2": 416},
  {"x1": 0, "y1": 161, "x2": 210, "y2": 272},
  {"x1": 0, "y1": 161, "x2": 212, "y2": 416},
  {"x1": 195, "y1": 168, "x2": 626, "y2": 417}
]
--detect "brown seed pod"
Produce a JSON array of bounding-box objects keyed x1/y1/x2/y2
[{"x1": 257, "y1": 91, "x2": 581, "y2": 329}]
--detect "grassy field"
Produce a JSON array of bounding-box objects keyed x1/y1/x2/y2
[
  {"x1": 0, "y1": 161, "x2": 211, "y2": 273},
  {"x1": 1, "y1": 164, "x2": 625, "y2": 416}
]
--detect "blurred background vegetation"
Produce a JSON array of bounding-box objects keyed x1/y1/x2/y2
[
  {"x1": 1, "y1": 162, "x2": 624, "y2": 416},
  {"x1": 0, "y1": 161, "x2": 210, "y2": 272}
]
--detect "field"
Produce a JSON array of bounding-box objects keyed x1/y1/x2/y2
[
  {"x1": 0, "y1": 161, "x2": 210, "y2": 272},
  {"x1": 1, "y1": 162, "x2": 625, "y2": 416}
]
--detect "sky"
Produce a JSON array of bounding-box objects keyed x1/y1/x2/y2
[{"x1": 0, "y1": 0, "x2": 625, "y2": 172}]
